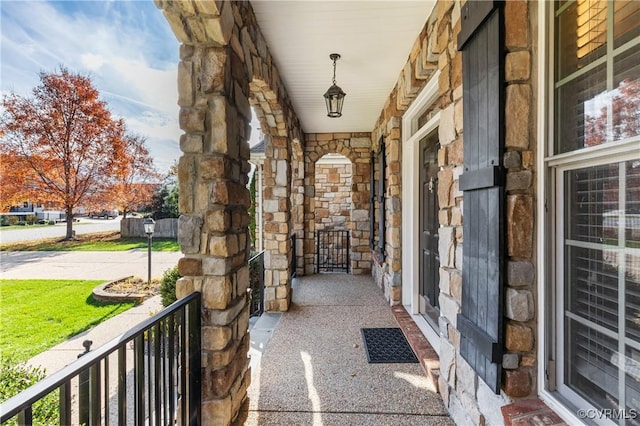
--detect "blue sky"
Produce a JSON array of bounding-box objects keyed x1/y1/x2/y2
[{"x1": 1, "y1": 0, "x2": 261, "y2": 174}]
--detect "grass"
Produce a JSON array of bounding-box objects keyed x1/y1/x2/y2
[
  {"x1": 0, "y1": 279, "x2": 136, "y2": 362},
  {"x1": 0, "y1": 223, "x2": 53, "y2": 231},
  {"x1": 0, "y1": 231, "x2": 180, "y2": 252}
]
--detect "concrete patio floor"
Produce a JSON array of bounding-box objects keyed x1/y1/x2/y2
[{"x1": 241, "y1": 274, "x2": 453, "y2": 425}]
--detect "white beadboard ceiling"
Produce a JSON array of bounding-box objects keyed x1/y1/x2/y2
[{"x1": 250, "y1": 1, "x2": 436, "y2": 134}]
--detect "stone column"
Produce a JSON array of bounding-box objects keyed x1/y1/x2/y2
[
  {"x1": 174, "y1": 42, "x2": 252, "y2": 425},
  {"x1": 262, "y1": 136, "x2": 292, "y2": 311}
]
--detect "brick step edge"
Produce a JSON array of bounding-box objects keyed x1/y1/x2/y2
[
  {"x1": 501, "y1": 398, "x2": 568, "y2": 426},
  {"x1": 391, "y1": 305, "x2": 440, "y2": 393}
]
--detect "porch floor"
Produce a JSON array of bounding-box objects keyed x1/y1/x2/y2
[{"x1": 239, "y1": 274, "x2": 452, "y2": 425}]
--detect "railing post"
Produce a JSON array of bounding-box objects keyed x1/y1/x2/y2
[
  {"x1": 258, "y1": 253, "x2": 265, "y2": 316},
  {"x1": 290, "y1": 234, "x2": 297, "y2": 278},
  {"x1": 187, "y1": 296, "x2": 201, "y2": 425},
  {"x1": 78, "y1": 340, "x2": 92, "y2": 426}
]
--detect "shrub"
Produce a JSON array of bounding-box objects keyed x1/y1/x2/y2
[
  {"x1": 0, "y1": 357, "x2": 58, "y2": 425},
  {"x1": 7, "y1": 216, "x2": 19, "y2": 226},
  {"x1": 160, "y1": 265, "x2": 181, "y2": 307},
  {"x1": 25, "y1": 215, "x2": 37, "y2": 225}
]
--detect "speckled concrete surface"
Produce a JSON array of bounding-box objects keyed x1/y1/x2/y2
[{"x1": 242, "y1": 275, "x2": 453, "y2": 425}]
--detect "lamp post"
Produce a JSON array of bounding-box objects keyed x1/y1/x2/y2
[{"x1": 143, "y1": 217, "x2": 155, "y2": 286}]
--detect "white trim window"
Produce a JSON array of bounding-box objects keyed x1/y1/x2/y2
[{"x1": 549, "y1": 1, "x2": 640, "y2": 423}]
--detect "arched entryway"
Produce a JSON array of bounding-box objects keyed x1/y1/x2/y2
[
  {"x1": 313, "y1": 153, "x2": 353, "y2": 273},
  {"x1": 303, "y1": 133, "x2": 372, "y2": 276}
]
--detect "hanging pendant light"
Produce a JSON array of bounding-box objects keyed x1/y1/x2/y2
[{"x1": 323, "y1": 53, "x2": 346, "y2": 118}]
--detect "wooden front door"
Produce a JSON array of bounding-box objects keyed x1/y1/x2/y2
[{"x1": 419, "y1": 130, "x2": 440, "y2": 324}]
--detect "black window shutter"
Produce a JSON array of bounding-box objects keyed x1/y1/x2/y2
[
  {"x1": 370, "y1": 150, "x2": 376, "y2": 249},
  {"x1": 456, "y1": 0, "x2": 505, "y2": 394},
  {"x1": 377, "y1": 137, "x2": 386, "y2": 262}
]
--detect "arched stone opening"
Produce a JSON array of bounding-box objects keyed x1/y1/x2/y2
[
  {"x1": 313, "y1": 153, "x2": 353, "y2": 273},
  {"x1": 154, "y1": 1, "x2": 304, "y2": 423},
  {"x1": 303, "y1": 133, "x2": 372, "y2": 276}
]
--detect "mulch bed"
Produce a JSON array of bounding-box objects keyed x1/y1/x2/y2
[{"x1": 103, "y1": 277, "x2": 160, "y2": 296}]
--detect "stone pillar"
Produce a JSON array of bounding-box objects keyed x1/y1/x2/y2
[
  {"x1": 290, "y1": 140, "x2": 305, "y2": 276},
  {"x1": 502, "y1": 0, "x2": 536, "y2": 399},
  {"x1": 263, "y1": 136, "x2": 292, "y2": 311},
  {"x1": 173, "y1": 41, "x2": 252, "y2": 426},
  {"x1": 384, "y1": 123, "x2": 403, "y2": 303}
]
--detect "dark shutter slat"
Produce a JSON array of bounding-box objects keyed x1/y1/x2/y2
[
  {"x1": 458, "y1": 0, "x2": 498, "y2": 49},
  {"x1": 457, "y1": 3, "x2": 505, "y2": 394}
]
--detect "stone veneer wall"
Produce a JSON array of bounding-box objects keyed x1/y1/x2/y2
[
  {"x1": 304, "y1": 134, "x2": 372, "y2": 275},
  {"x1": 370, "y1": 1, "x2": 538, "y2": 425},
  {"x1": 155, "y1": 1, "x2": 303, "y2": 423},
  {"x1": 502, "y1": 0, "x2": 537, "y2": 402},
  {"x1": 314, "y1": 162, "x2": 352, "y2": 231},
  {"x1": 370, "y1": 2, "x2": 439, "y2": 305}
]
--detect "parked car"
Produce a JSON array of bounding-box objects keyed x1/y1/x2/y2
[{"x1": 89, "y1": 210, "x2": 118, "y2": 219}]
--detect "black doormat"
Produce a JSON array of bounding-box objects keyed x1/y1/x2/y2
[{"x1": 361, "y1": 327, "x2": 419, "y2": 364}]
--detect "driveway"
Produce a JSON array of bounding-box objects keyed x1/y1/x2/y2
[{"x1": 0, "y1": 250, "x2": 182, "y2": 280}]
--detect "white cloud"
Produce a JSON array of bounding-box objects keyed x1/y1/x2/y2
[{"x1": 80, "y1": 53, "x2": 106, "y2": 71}]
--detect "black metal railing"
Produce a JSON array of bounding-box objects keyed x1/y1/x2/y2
[
  {"x1": 316, "y1": 230, "x2": 350, "y2": 273},
  {"x1": 290, "y1": 234, "x2": 297, "y2": 278},
  {"x1": 0, "y1": 292, "x2": 201, "y2": 426},
  {"x1": 249, "y1": 250, "x2": 265, "y2": 317}
]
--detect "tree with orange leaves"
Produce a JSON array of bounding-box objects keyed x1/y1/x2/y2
[
  {"x1": 1, "y1": 67, "x2": 125, "y2": 239},
  {"x1": 111, "y1": 134, "x2": 161, "y2": 218}
]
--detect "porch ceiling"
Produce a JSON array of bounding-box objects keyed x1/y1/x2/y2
[{"x1": 251, "y1": 1, "x2": 436, "y2": 134}]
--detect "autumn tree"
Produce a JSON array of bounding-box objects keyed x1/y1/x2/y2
[
  {"x1": 585, "y1": 77, "x2": 640, "y2": 146},
  {"x1": 111, "y1": 134, "x2": 161, "y2": 218},
  {"x1": 1, "y1": 67, "x2": 124, "y2": 239},
  {"x1": 0, "y1": 152, "x2": 36, "y2": 211}
]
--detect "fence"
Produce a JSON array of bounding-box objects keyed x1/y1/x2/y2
[
  {"x1": 0, "y1": 293, "x2": 201, "y2": 426},
  {"x1": 316, "y1": 230, "x2": 350, "y2": 273},
  {"x1": 120, "y1": 218, "x2": 178, "y2": 238}
]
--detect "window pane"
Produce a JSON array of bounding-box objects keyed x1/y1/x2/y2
[
  {"x1": 612, "y1": 45, "x2": 640, "y2": 142},
  {"x1": 564, "y1": 161, "x2": 640, "y2": 414},
  {"x1": 556, "y1": 0, "x2": 607, "y2": 80},
  {"x1": 567, "y1": 245, "x2": 619, "y2": 331},
  {"x1": 566, "y1": 319, "x2": 619, "y2": 410},
  {"x1": 627, "y1": 255, "x2": 640, "y2": 340},
  {"x1": 615, "y1": 0, "x2": 640, "y2": 48},
  {"x1": 556, "y1": 64, "x2": 607, "y2": 153},
  {"x1": 566, "y1": 163, "x2": 619, "y2": 243},
  {"x1": 625, "y1": 346, "x2": 640, "y2": 413}
]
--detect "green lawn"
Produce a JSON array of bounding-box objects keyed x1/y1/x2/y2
[
  {"x1": 0, "y1": 231, "x2": 180, "y2": 252},
  {"x1": 0, "y1": 224, "x2": 53, "y2": 231},
  {"x1": 0, "y1": 279, "x2": 136, "y2": 362}
]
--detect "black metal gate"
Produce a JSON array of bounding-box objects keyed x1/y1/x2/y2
[{"x1": 316, "y1": 230, "x2": 350, "y2": 273}]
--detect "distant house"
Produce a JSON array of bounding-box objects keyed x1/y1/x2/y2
[{"x1": 0, "y1": 202, "x2": 65, "y2": 224}]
